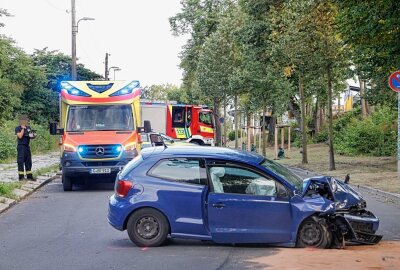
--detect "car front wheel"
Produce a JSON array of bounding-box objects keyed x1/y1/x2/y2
[
  {"x1": 296, "y1": 216, "x2": 332, "y2": 248},
  {"x1": 127, "y1": 208, "x2": 169, "y2": 247}
]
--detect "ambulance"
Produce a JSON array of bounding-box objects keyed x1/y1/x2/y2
[{"x1": 50, "y1": 81, "x2": 143, "y2": 191}]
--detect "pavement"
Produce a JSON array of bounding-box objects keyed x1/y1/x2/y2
[
  {"x1": 0, "y1": 176, "x2": 399, "y2": 270},
  {"x1": 0, "y1": 152, "x2": 59, "y2": 183}
]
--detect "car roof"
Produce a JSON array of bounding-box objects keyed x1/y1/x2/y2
[{"x1": 140, "y1": 146, "x2": 264, "y2": 164}]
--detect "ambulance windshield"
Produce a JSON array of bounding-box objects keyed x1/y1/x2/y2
[{"x1": 67, "y1": 105, "x2": 134, "y2": 132}]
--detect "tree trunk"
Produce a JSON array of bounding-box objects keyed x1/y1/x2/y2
[
  {"x1": 299, "y1": 75, "x2": 308, "y2": 164},
  {"x1": 360, "y1": 79, "x2": 368, "y2": 118},
  {"x1": 223, "y1": 96, "x2": 227, "y2": 147},
  {"x1": 314, "y1": 97, "x2": 320, "y2": 136},
  {"x1": 234, "y1": 94, "x2": 238, "y2": 149},
  {"x1": 262, "y1": 104, "x2": 267, "y2": 156},
  {"x1": 213, "y1": 97, "x2": 221, "y2": 147},
  {"x1": 327, "y1": 67, "x2": 336, "y2": 171},
  {"x1": 246, "y1": 113, "x2": 251, "y2": 151},
  {"x1": 288, "y1": 98, "x2": 301, "y2": 127},
  {"x1": 320, "y1": 107, "x2": 325, "y2": 128},
  {"x1": 267, "y1": 110, "x2": 276, "y2": 144}
]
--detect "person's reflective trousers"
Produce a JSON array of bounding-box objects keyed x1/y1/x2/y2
[{"x1": 17, "y1": 144, "x2": 32, "y2": 180}]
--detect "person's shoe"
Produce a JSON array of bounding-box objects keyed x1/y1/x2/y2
[
  {"x1": 18, "y1": 175, "x2": 24, "y2": 181},
  {"x1": 27, "y1": 174, "x2": 35, "y2": 181}
]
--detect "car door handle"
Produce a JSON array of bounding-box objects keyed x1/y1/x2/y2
[{"x1": 212, "y1": 202, "x2": 225, "y2": 209}]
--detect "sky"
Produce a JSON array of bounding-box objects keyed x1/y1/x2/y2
[{"x1": 1, "y1": 0, "x2": 188, "y2": 87}]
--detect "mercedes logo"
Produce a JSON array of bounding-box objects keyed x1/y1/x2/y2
[{"x1": 95, "y1": 147, "x2": 105, "y2": 156}]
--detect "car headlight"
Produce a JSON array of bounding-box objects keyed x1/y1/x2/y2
[
  {"x1": 63, "y1": 144, "x2": 76, "y2": 152},
  {"x1": 124, "y1": 142, "x2": 136, "y2": 151}
]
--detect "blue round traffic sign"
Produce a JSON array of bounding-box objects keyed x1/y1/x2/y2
[{"x1": 389, "y1": 71, "x2": 400, "y2": 92}]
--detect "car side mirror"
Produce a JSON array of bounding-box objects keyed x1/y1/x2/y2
[
  {"x1": 150, "y1": 134, "x2": 164, "y2": 146},
  {"x1": 49, "y1": 122, "x2": 64, "y2": 135},
  {"x1": 276, "y1": 184, "x2": 289, "y2": 198}
]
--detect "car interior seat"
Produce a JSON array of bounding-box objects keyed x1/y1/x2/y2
[{"x1": 209, "y1": 167, "x2": 225, "y2": 193}]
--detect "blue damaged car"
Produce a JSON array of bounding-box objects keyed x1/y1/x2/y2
[{"x1": 108, "y1": 146, "x2": 382, "y2": 248}]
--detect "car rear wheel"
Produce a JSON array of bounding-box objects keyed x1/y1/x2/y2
[
  {"x1": 127, "y1": 208, "x2": 169, "y2": 247},
  {"x1": 62, "y1": 174, "x2": 73, "y2": 191},
  {"x1": 296, "y1": 216, "x2": 332, "y2": 248}
]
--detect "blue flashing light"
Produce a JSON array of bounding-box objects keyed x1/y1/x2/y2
[
  {"x1": 61, "y1": 82, "x2": 91, "y2": 97},
  {"x1": 71, "y1": 89, "x2": 80, "y2": 95},
  {"x1": 61, "y1": 82, "x2": 73, "y2": 90},
  {"x1": 78, "y1": 146, "x2": 85, "y2": 153},
  {"x1": 109, "y1": 81, "x2": 140, "y2": 97}
]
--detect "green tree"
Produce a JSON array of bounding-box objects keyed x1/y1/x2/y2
[
  {"x1": 0, "y1": 9, "x2": 11, "y2": 28},
  {"x1": 170, "y1": 0, "x2": 233, "y2": 108},
  {"x1": 336, "y1": 1, "x2": 400, "y2": 107},
  {"x1": 141, "y1": 84, "x2": 184, "y2": 103},
  {"x1": 32, "y1": 48, "x2": 102, "y2": 92}
]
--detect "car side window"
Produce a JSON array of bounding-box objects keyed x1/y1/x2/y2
[
  {"x1": 148, "y1": 158, "x2": 205, "y2": 185},
  {"x1": 208, "y1": 166, "x2": 278, "y2": 196}
]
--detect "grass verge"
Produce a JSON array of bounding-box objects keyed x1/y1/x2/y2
[
  {"x1": 33, "y1": 164, "x2": 60, "y2": 179},
  {"x1": 272, "y1": 143, "x2": 399, "y2": 194},
  {"x1": 0, "y1": 182, "x2": 23, "y2": 200}
]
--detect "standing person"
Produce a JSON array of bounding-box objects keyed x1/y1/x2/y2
[{"x1": 15, "y1": 116, "x2": 35, "y2": 180}]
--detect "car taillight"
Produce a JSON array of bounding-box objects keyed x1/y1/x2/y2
[{"x1": 116, "y1": 180, "x2": 132, "y2": 198}]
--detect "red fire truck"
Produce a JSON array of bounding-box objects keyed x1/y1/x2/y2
[{"x1": 140, "y1": 100, "x2": 214, "y2": 146}]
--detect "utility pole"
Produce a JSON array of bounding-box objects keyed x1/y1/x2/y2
[
  {"x1": 71, "y1": 0, "x2": 77, "y2": 80},
  {"x1": 104, "y1": 53, "x2": 110, "y2": 80}
]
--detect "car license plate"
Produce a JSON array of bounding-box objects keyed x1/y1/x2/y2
[{"x1": 90, "y1": 168, "x2": 111, "y2": 174}]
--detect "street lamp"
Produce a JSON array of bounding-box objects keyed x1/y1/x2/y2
[
  {"x1": 71, "y1": 0, "x2": 95, "y2": 80},
  {"x1": 109, "y1": 67, "x2": 121, "y2": 80}
]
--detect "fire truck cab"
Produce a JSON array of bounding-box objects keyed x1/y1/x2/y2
[
  {"x1": 50, "y1": 81, "x2": 142, "y2": 191},
  {"x1": 140, "y1": 100, "x2": 214, "y2": 146}
]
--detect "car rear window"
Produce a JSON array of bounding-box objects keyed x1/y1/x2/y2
[
  {"x1": 119, "y1": 155, "x2": 143, "y2": 178},
  {"x1": 148, "y1": 158, "x2": 203, "y2": 185}
]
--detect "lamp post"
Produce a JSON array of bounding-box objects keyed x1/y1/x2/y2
[
  {"x1": 108, "y1": 66, "x2": 121, "y2": 81},
  {"x1": 71, "y1": 0, "x2": 95, "y2": 80}
]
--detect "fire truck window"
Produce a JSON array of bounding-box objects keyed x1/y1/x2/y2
[
  {"x1": 199, "y1": 112, "x2": 213, "y2": 127},
  {"x1": 186, "y1": 109, "x2": 192, "y2": 127},
  {"x1": 172, "y1": 107, "x2": 185, "y2": 128}
]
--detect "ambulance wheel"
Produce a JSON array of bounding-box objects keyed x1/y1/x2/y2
[
  {"x1": 62, "y1": 174, "x2": 73, "y2": 191},
  {"x1": 190, "y1": 140, "x2": 203, "y2": 146}
]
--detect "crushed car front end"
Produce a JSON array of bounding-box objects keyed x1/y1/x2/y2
[{"x1": 299, "y1": 176, "x2": 382, "y2": 246}]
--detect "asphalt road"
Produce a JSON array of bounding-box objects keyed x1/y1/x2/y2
[{"x1": 0, "y1": 177, "x2": 399, "y2": 270}]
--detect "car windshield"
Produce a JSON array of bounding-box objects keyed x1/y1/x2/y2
[
  {"x1": 260, "y1": 158, "x2": 303, "y2": 191},
  {"x1": 67, "y1": 105, "x2": 134, "y2": 132},
  {"x1": 199, "y1": 111, "x2": 214, "y2": 126}
]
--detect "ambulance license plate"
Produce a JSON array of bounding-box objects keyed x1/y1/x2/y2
[{"x1": 90, "y1": 168, "x2": 111, "y2": 174}]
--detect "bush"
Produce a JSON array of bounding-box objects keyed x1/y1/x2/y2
[
  {"x1": 228, "y1": 130, "x2": 242, "y2": 141},
  {"x1": 335, "y1": 107, "x2": 396, "y2": 156},
  {"x1": 314, "y1": 130, "x2": 328, "y2": 143}
]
